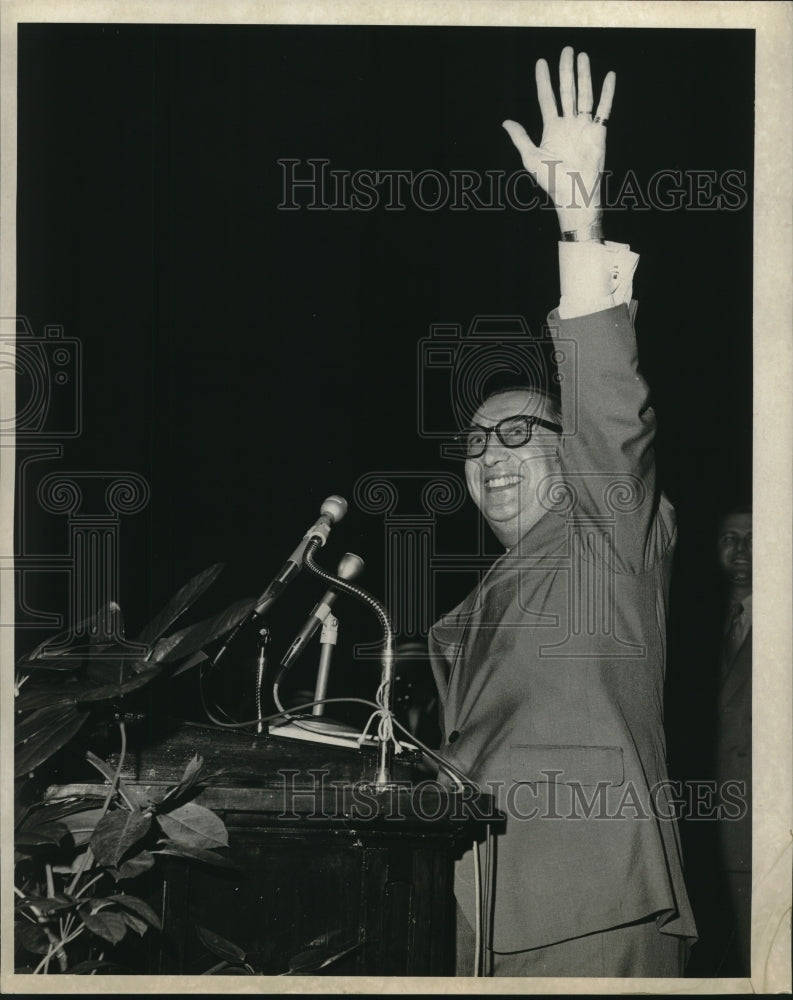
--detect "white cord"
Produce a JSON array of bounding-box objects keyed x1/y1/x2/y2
[
  {"x1": 272, "y1": 678, "x2": 287, "y2": 716},
  {"x1": 358, "y1": 708, "x2": 382, "y2": 744},
  {"x1": 483, "y1": 823, "x2": 494, "y2": 977},
  {"x1": 472, "y1": 837, "x2": 482, "y2": 977},
  {"x1": 251, "y1": 683, "x2": 475, "y2": 794}
]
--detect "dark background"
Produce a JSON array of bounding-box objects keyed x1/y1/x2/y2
[
  {"x1": 15, "y1": 26, "x2": 753, "y2": 953},
  {"x1": 15, "y1": 26, "x2": 753, "y2": 684}
]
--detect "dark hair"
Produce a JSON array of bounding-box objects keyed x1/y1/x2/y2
[{"x1": 472, "y1": 378, "x2": 563, "y2": 428}]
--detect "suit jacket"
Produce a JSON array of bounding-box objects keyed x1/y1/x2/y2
[
  {"x1": 715, "y1": 621, "x2": 751, "y2": 873},
  {"x1": 429, "y1": 303, "x2": 697, "y2": 952}
]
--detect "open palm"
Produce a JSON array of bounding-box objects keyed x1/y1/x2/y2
[{"x1": 503, "y1": 47, "x2": 615, "y2": 231}]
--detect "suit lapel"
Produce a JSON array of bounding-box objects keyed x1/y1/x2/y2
[{"x1": 719, "y1": 626, "x2": 752, "y2": 709}]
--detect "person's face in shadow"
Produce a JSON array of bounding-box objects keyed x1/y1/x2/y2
[{"x1": 717, "y1": 511, "x2": 752, "y2": 598}]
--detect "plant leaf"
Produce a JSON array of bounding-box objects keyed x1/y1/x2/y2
[
  {"x1": 15, "y1": 795, "x2": 104, "y2": 849},
  {"x1": 68, "y1": 959, "x2": 124, "y2": 974},
  {"x1": 58, "y1": 807, "x2": 107, "y2": 847},
  {"x1": 119, "y1": 910, "x2": 149, "y2": 936},
  {"x1": 196, "y1": 925, "x2": 247, "y2": 963},
  {"x1": 156, "y1": 598, "x2": 256, "y2": 664},
  {"x1": 287, "y1": 939, "x2": 365, "y2": 974},
  {"x1": 15, "y1": 664, "x2": 160, "y2": 711},
  {"x1": 14, "y1": 705, "x2": 90, "y2": 777},
  {"x1": 109, "y1": 850, "x2": 156, "y2": 881},
  {"x1": 154, "y1": 842, "x2": 240, "y2": 871},
  {"x1": 15, "y1": 920, "x2": 51, "y2": 955},
  {"x1": 88, "y1": 602, "x2": 127, "y2": 660},
  {"x1": 157, "y1": 754, "x2": 205, "y2": 810},
  {"x1": 106, "y1": 893, "x2": 162, "y2": 930},
  {"x1": 16, "y1": 893, "x2": 77, "y2": 916},
  {"x1": 90, "y1": 809, "x2": 152, "y2": 867},
  {"x1": 85, "y1": 749, "x2": 118, "y2": 782},
  {"x1": 169, "y1": 649, "x2": 210, "y2": 678},
  {"x1": 78, "y1": 905, "x2": 128, "y2": 944},
  {"x1": 20, "y1": 602, "x2": 120, "y2": 664},
  {"x1": 15, "y1": 682, "x2": 81, "y2": 712},
  {"x1": 14, "y1": 657, "x2": 82, "y2": 673},
  {"x1": 85, "y1": 750, "x2": 141, "y2": 808},
  {"x1": 52, "y1": 847, "x2": 91, "y2": 874},
  {"x1": 177, "y1": 752, "x2": 204, "y2": 786},
  {"x1": 145, "y1": 632, "x2": 185, "y2": 663},
  {"x1": 95, "y1": 602, "x2": 125, "y2": 642},
  {"x1": 85, "y1": 656, "x2": 133, "y2": 686},
  {"x1": 25, "y1": 795, "x2": 106, "y2": 822},
  {"x1": 15, "y1": 820, "x2": 69, "y2": 847},
  {"x1": 156, "y1": 801, "x2": 228, "y2": 850},
  {"x1": 75, "y1": 663, "x2": 164, "y2": 703},
  {"x1": 15, "y1": 702, "x2": 78, "y2": 743},
  {"x1": 136, "y1": 563, "x2": 225, "y2": 648}
]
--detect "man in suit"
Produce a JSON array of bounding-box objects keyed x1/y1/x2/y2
[
  {"x1": 428, "y1": 46, "x2": 697, "y2": 976},
  {"x1": 714, "y1": 506, "x2": 752, "y2": 975}
]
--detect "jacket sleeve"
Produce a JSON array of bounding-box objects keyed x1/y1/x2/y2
[{"x1": 549, "y1": 301, "x2": 675, "y2": 575}]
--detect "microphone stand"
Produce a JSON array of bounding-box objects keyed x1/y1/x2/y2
[
  {"x1": 312, "y1": 615, "x2": 338, "y2": 717},
  {"x1": 212, "y1": 495, "x2": 348, "y2": 669},
  {"x1": 272, "y1": 612, "x2": 357, "y2": 736},
  {"x1": 300, "y1": 539, "x2": 397, "y2": 790},
  {"x1": 255, "y1": 627, "x2": 270, "y2": 735},
  {"x1": 202, "y1": 496, "x2": 347, "y2": 729}
]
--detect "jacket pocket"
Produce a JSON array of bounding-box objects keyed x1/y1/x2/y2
[{"x1": 510, "y1": 744, "x2": 625, "y2": 787}]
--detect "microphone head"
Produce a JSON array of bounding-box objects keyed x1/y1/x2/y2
[
  {"x1": 337, "y1": 552, "x2": 364, "y2": 581},
  {"x1": 320, "y1": 495, "x2": 348, "y2": 524}
]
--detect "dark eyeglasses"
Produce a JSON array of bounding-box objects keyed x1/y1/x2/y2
[{"x1": 454, "y1": 414, "x2": 563, "y2": 459}]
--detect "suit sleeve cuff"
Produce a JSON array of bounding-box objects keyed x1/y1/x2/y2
[{"x1": 558, "y1": 240, "x2": 640, "y2": 319}]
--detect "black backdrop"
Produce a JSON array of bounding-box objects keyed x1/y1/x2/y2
[
  {"x1": 15, "y1": 23, "x2": 755, "y2": 973},
  {"x1": 16, "y1": 23, "x2": 753, "y2": 734}
]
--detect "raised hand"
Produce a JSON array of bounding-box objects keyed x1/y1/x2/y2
[{"x1": 503, "y1": 47, "x2": 615, "y2": 236}]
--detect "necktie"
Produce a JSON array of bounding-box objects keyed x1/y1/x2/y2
[{"x1": 724, "y1": 602, "x2": 744, "y2": 666}]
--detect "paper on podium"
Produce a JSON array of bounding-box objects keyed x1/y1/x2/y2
[{"x1": 269, "y1": 718, "x2": 417, "y2": 753}]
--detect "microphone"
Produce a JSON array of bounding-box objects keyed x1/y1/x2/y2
[
  {"x1": 252, "y1": 495, "x2": 348, "y2": 618},
  {"x1": 280, "y1": 551, "x2": 364, "y2": 670},
  {"x1": 212, "y1": 496, "x2": 347, "y2": 667}
]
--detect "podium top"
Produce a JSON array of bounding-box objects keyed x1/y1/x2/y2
[{"x1": 46, "y1": 721, "x2": 502, "y2": 834}]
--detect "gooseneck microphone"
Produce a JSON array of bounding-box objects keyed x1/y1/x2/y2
[
  {"x1": 213, "y1": 495, "x2": 347, "y2": 665},
  {"x1": 252, "y1": 495, "x2": 348, "y2": 618},
  {"x1": 280, "y1": 552, "x2": 364, "y2": 671}
]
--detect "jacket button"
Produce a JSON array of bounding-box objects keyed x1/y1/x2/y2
[{"x1": 448, "y1": 730, "x2": 460, "y2": 743}]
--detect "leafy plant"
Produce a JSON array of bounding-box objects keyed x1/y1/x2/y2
[
  {"x1": 195, "y1": 925, "x2": 369, "y2": 976},
  {"x1": 14, "y1": 564, "x2": 254, "y2": 974}
]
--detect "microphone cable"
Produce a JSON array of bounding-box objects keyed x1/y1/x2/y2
[
  {"x1": 194, "y1": 686, "x2": 493, "y2": 975},
  {"x1": 273, "y1": 536, "x2": 399, "y2": 769}
]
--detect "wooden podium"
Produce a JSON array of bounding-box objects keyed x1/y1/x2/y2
[{"x1": 52, "y1": 722, "x2": 499, "y2": 976}]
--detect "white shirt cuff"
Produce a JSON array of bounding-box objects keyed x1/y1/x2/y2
[{"x1": 557, "y1": 240, "x2": 640, "y2": 319}]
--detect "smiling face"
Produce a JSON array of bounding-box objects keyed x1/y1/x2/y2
[
  {"x1": 717, "y1": 511, "x2": 752, "y2": 598},
  {"x1": 464, "y1": 389, "x2": 562, "y2": 548}
]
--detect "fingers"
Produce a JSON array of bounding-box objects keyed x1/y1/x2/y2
[
  {"x1": 576, "y1": 52, "x2": 593, "y2": 115},
  {"x1": 595, "y1": 70, "x2": 616, "y2": 122},
  {"x1": 502, "y1": 119, "x2": 540, "y2": 174},
  {"x1": 534, "y1": 58, "x2": 558, "y2": 123},
  {"x1": 530, "y1": 48, "x2": 615, "y2": 130},
  {"x1": 558, "y1": 45, "x2": 576, "y2": 117}
]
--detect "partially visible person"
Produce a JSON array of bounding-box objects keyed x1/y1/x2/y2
[{"x1": 713, "y1": 504, "x2": 752, "y2": 975}]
